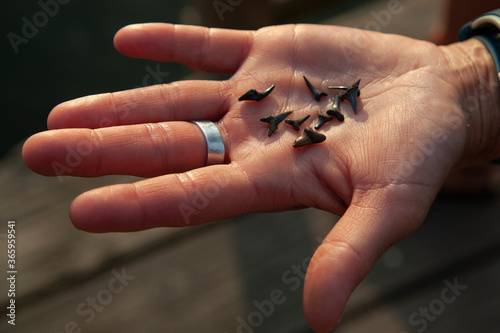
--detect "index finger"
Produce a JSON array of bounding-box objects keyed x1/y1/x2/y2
[{"x1": 114, "y1": 23, "x2": 254, "y2": 74}]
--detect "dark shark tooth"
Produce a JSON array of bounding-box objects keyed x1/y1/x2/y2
[
  {"x1": 238, "y1": 84, "x2": 275, "y2": 101},
  {"x1": 327, "y1": 93, "x2": 340, "y2": 113},
  {"x1": 339, "y1": 79, "x2": 361, "y2": 114},
  {"x1": 260, "y1": 111, "x2": 293, "y2": 137},
  {"x1": 327, "y1": 109, "x2": 344, "y2": 122},
  {"x1": 285, "y1": 115, "x2": 310, "y2": 131},
  {"x1": 327, "y1": 85, "x2": 350, "y2": 90},
  {"x1": 314, "y1": 110, "x2": 333, "y2": 130},
  {"x1": 326, "y1": 94, "x2": 344, "y2": 122},
  {"x1": 303, "y1": 76, "x2": 327, "y2": 101},
  {"x1": 293, "y1": 127, "x2": 326, "y2": 148}
]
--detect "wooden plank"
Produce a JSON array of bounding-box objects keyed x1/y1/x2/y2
[
  {"x1": 0, "y1": 144, "x2": 190, "y2": 305},
  {"x1": 307, "y1": 195, "x2": 500, "y2": 331},
  {"x1": 337, "y1": 251, "x2": 500, "y2": 333},
  {"x1": 0, "y1": 221, "x2": 246, "y2": 333},
  {"x1": 231, "y1": 210, "x2": 319, "y2": 333}
]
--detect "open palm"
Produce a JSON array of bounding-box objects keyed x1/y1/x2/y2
[{"x1": 23, "y1": 23, "x2": 474, "y2": 332}]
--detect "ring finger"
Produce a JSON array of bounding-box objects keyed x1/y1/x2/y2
[{"x1": 23, "y1": 121, "x2": 226, "y2": 178}]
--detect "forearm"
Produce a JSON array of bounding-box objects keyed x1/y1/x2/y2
[{"x1": 441, "y1": 38, "x2": 500, "y2": 164}]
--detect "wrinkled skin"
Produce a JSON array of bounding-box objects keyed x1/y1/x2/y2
[{"x1": 22, "y1": 24, "x2": 500, "y2": 332}]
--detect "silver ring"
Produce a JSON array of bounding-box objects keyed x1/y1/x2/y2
[{"x1": 191, "y1": 121, "x2": 225, "y2": 165}]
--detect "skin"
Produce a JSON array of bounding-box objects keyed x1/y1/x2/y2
[{"x1": 22, "y1": 24, "x2": 500, "y2": 332}]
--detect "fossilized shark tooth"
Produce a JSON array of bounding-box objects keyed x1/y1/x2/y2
[
  {"x1": 285, "y1": 114, "x2": 310, "y2": 131},
  {"x1": 314, "y1": 110, "x2": 333, "y2": 130},
  {"x1": 339, "y1": 79, "x2": 361, "y2": 114},
  {"x1": 303, "y1": 76, "x2": 327, "y2": 101},
  {"x1": 328, "y1": 84, "x2": 350, "y2": 90},
  {"x1": 293, "y1": 127, "x2": 326, "y2": 148},
  {"x1": 326, "y1": 94, "x2": 344, "y2": 122},
  {"x1": 238, "y1": 84, "x2": 275, "y2": 101},
  {"x1": 260, "y1": 111, "x2": 293, "y2": 137}
]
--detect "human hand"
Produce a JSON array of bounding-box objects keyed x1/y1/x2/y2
[{"x1": 22, "y1": 23, "x2": 500, "y2": 332}]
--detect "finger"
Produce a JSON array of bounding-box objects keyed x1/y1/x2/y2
[
  {"x1": 47, "y1": 80, "x2": 232, "y2": 130},
  {"x1": 303, "y1": 185, "x2": 437, "y2": 333},
  {"x1": 113, "y1": 23, "x2": 254, "y2": 74},
  {"x1": 69, "y1": 164, "x2": 264, "y2": 232},
  {"x1": 23, "y1": 121, "x2": 215, "y2": 178}
]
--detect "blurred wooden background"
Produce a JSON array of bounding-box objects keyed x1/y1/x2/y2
[{"x1": 2, "y1": 0, "x2": 500, "y2": 332}]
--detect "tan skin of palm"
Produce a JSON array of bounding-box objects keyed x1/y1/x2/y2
[{"x1": 22, "y1": 24, "x2": 500, "y2": 332}]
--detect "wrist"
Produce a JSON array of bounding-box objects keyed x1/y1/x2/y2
[{"x1": 441, "y1": 38, "x2": 500, "y2": 164}]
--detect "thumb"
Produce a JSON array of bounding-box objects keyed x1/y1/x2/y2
[{"x1": 303, "y1": 185, "x2": 436, "y2": 332}]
